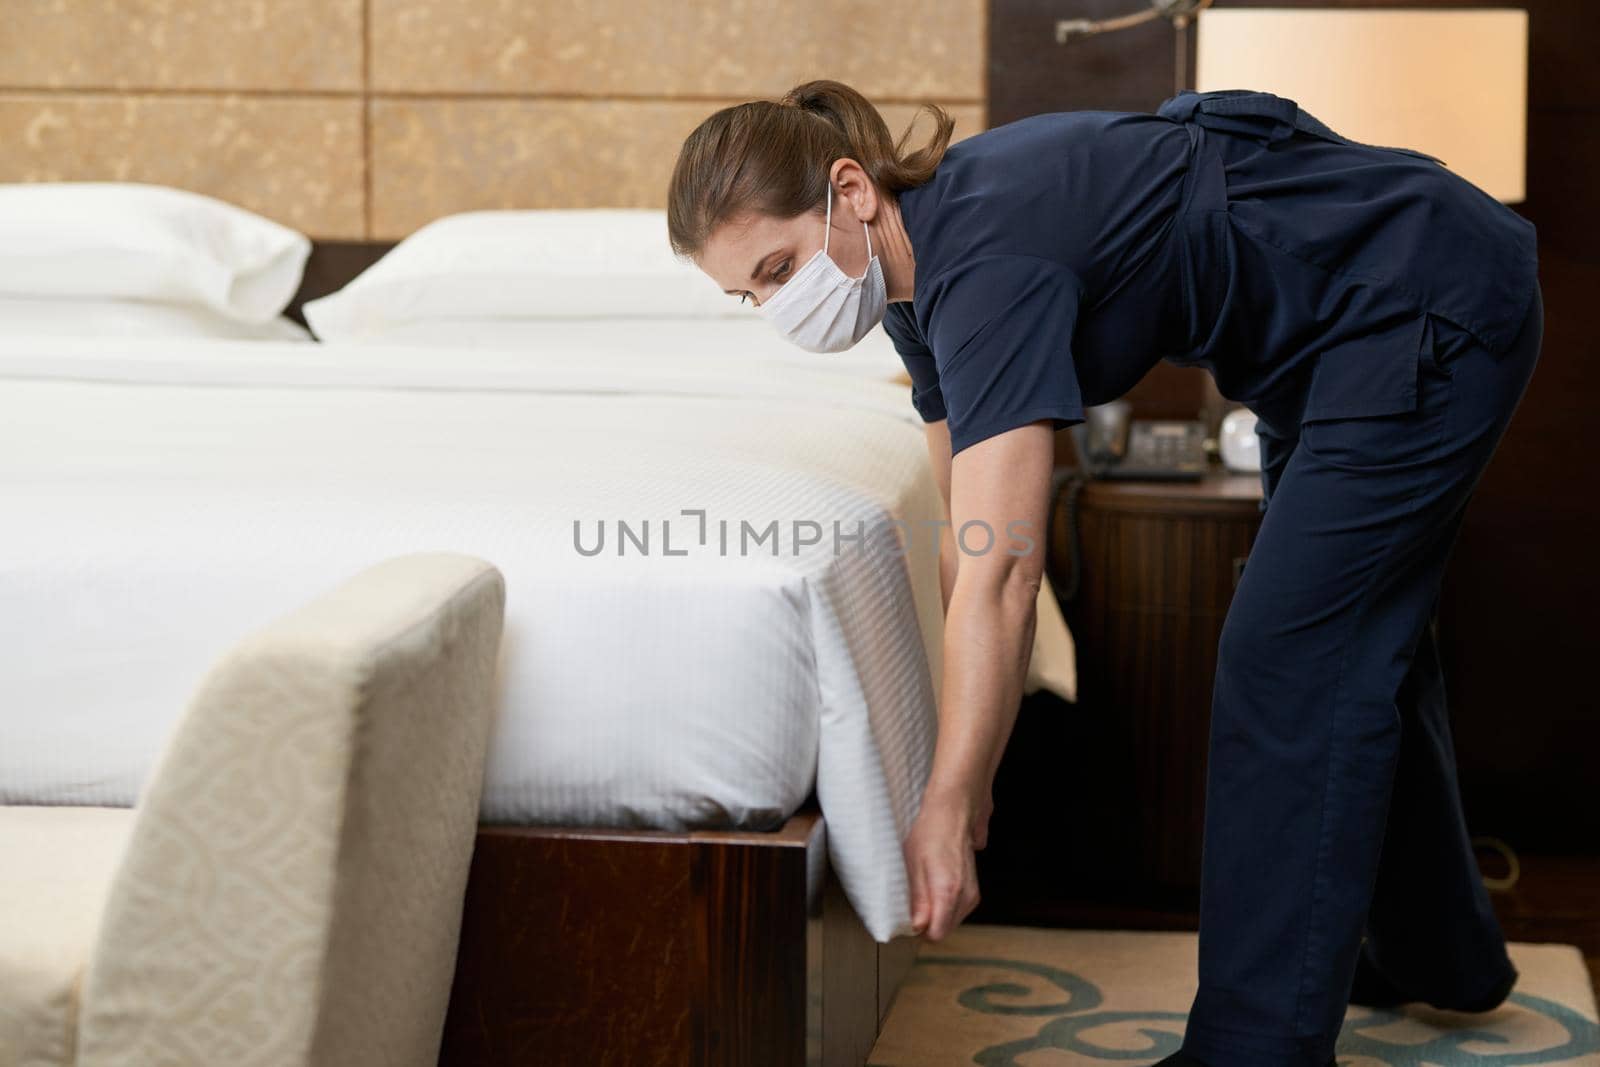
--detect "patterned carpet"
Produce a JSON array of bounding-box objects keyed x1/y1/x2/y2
[{"x1": 868, "y1": 926, "x2": 1600, "y2": 1066}]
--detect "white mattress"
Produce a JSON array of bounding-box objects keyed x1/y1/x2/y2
[{"x1": 0, "y1": 324, "x2": 1074, "y2": 943}]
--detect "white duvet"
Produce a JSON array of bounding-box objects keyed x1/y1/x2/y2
[{"x1": 0, "y1": 328, "x2": 1074, "y2": 942}]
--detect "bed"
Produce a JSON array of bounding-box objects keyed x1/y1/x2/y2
[{"x1": 1, "y1": 209, "x2": 1077, "y2": 1064}]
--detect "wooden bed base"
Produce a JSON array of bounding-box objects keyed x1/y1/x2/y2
[{"x1": 438, "y1": 796, "x2": 919, "y2": 1066}]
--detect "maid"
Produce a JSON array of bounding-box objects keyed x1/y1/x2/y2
[{"x1": 668, "y1": 79, "x2": 1541, "y2": 1067}]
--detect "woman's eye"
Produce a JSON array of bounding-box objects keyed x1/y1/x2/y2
[
  {"x1": 739, "y1": 291, "x2": 751, "y2": 306},
  {"x1": 771, "y1": 260, "x2": 791, "y2": 282}
]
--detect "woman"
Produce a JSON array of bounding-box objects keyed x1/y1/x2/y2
[{"x1": 667, "y1": 80, "x2": 1542, "y2": 1067}]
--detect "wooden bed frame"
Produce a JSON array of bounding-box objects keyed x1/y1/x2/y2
[
  {"x1": 441, "y1": 798, "x2": 919, "y2": 1066},
  {"x1": 289, "y1": 243, "x2": 922, "y2": 1066}
]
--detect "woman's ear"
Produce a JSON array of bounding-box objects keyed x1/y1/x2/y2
[{"x1": 830, "y1": 157, "x2": 880, "y2": 223}]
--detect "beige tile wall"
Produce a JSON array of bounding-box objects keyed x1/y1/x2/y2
[{"x1": 0, "y1": 0, "x2": 986, "y2": 240}]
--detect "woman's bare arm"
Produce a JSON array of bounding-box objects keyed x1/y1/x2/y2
[
  {"x1": 906, "y1": 419, "x2": 1055, "y2": 939},
  {"x1": 922, "y1": 420, "x2": 1055, "y2": 826}
]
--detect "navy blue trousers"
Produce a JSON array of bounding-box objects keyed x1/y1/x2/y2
[{"x1": 1181, "y1": 285, "x2": 1545, "y2": 1067}]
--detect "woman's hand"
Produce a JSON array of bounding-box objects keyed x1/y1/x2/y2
[
  {"x1": 904, "y1": 787, "x2": 982, "y2": 941},
  {"x1": 904, "y1": 420, "x2": 1052, "y2": 942}
]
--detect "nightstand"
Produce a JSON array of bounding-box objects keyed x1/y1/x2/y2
[{"x1": 1048, "y1": 466, "x2": 1265, "y2": 904}]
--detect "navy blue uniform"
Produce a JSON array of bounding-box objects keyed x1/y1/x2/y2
[{"x1": 885, "y1": 88, "x2": 1542, "y2": 1065}]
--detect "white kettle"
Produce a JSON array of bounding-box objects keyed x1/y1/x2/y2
[{"x1": 1219, "y1": 407, "x2": 1262, "y2": 473}]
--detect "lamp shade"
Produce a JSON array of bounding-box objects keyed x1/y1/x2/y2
[{"x1": 1195, "y1": 8, "x2": 1529, "y2": 202}]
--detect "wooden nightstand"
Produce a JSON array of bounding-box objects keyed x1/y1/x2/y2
[
  {"x1": 972, "y1": 464, "x2": 1266, "y2": 926},
  {"x1": 972, "y1": 464, "x2": 1265, "y2": 925},
  {"x1": 1049, "y1": 467, "x2": 1265, "y2": 903}
]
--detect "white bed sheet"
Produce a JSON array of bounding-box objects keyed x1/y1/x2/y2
[
  {"x1": 0, "y1": 326, "x2": 1073, "y2": 943},
  {"x1": 287, "y1": 315, "x2": 1079, "y2": 706},
  {"x1": 315, "y1": 313, "x2": 913, "y2": 382}
]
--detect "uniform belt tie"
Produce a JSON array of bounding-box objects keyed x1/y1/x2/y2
[{"x1": 1156, "y1": 88, "x2": 1445, "y2": 165}]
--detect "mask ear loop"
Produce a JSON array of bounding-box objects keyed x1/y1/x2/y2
[
  {"x1": 823, "y1": 181, "x2": 834, "y2": 256},
  {"x1": 824, "y1": 180, "x2": 875, "y2": 264}
]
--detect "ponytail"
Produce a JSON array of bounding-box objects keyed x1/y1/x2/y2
[
  {"x1": 667, "y1": 79, "x2": 956, "y2": 259},
  {"x1": 780, "y1": 80, "x2": 955, "y2": 194}
]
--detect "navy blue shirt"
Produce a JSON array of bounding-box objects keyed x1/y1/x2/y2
[{"x1": 883, "y1": 89, "x2": 1539, "y2": 455}]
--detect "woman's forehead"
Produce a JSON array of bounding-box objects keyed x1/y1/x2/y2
[
  {"x1": 715, "y1": 210, "x2": 802, "y2": 249},
  {"x1": 700, "y1": 210, "x2": 815, "y2": 281}
]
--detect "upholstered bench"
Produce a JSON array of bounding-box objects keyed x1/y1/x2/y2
[{"x1": 0, "y1": 553, "x2": 506, "y2": 1067}]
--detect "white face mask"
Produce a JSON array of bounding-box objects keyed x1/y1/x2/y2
[{"x1": 758, "y1": 181, "x2": 888, "y2": 353}]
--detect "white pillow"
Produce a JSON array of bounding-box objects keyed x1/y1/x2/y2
[
  {"x1": 302, "y1": 209, "x2": 739, "y2": 341},
  {"x1": 0, "y1": 295, "x2": 311, "y2": 340},
  {"x1": 0, "y1": 182, "x2": 310, "y2": 324}
]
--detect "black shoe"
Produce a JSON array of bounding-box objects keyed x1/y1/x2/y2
[
  {"x1": 1347, "y1": 947, "x2": 1411, "y2": 1008},
  {"x1": 1348, "y1": 944, "x2": 1518, "y2": 1014},
  {"x1": 1449, "y1": 962, "x2": 1519, "y2": 1014}
]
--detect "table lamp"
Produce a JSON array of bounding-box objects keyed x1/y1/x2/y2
[{"x1": 1195, "y1": 7, "x2": 1529, "y2": 203}]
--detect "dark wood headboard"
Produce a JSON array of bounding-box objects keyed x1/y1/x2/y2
[{"x1": 285, "y1": 240, "x2": 397, "y2": 328}]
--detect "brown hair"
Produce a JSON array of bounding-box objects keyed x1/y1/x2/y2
[{"x1": 666, "y1": 79, "x2": 955, "y2": 259}]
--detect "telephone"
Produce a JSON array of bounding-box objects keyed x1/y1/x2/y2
[
  {"x1": 1069, "y1": 402, "x2": 1208, "y2": 481},
  {"x1": 1051, "y1": 403, "x2": 1210, "y2": 603}
]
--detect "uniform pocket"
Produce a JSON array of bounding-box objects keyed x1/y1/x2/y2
[{"x1": 1300, "y1": 313, "x2": 1428, "y2": 425}]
